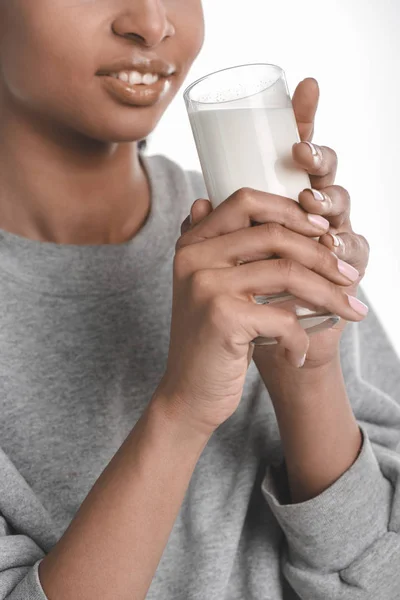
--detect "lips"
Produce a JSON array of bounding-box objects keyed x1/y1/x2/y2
[
  {"x1": 96, "y1": 56, "x2": 176, "y2": 78},
  {"x1": 96, "y1": 56, "x2": 176, "y2": 107},
  {"x1": 99, "y1": 73, "x2": 172, "y2": 107}
]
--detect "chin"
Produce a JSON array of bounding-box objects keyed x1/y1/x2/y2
[
  {"x1": 66, "y1": 110, "x2": 162, "y2": 145},
  {"x1": 69, "y1": 94, "x2": 172, "y2": 144},
  {"x1": 93, "y1": 126, "x2": 154, "y2": 144}
]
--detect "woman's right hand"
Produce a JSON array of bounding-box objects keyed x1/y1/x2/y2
[{"x1": 156, "y1": 187, "x2": 365, "y2": 435}]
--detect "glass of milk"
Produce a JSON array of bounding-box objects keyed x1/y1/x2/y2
[{"x1": 183, "y1": 64, "x2": 339, "y2": 345}]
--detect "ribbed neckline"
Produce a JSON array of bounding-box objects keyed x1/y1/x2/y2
[{"x1": 0, "y1": 155, "x2": 179, "y2": 297}]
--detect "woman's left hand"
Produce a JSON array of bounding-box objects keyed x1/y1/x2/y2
[{"x1": 253, "y1": 78, "x2": 370, "y2": 370}]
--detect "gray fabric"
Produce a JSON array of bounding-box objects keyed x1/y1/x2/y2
[{"x1": 0, "y1": 154, "x2": 398, "y2": 599}]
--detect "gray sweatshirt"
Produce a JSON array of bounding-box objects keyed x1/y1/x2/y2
[{"x1": 0, "y1": 154, "x2": 399, "y2": 600}]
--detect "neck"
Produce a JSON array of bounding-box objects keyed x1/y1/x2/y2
[{"x1": 0, "y1": 107, "x2": 150, "y2": 245}]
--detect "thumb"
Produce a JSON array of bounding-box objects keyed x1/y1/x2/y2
[
  {"x1": 190, "y1": 198, "x2": 213, "y2": 226},
  {"x1": 180, "y1": 199, "x2": 213, "y2": 235}
]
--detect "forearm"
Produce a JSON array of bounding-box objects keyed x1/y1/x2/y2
[
  {"x1": 39, "y1": 393, "x2": 211, "y2": 600},
  {"x1": 260, "y1": 352, "x2": 362, "y2": 504}
]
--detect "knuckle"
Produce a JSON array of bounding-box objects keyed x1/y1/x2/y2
[
  {"x1": 208, "y1": 295, "x2": 233, "y2": 331},
  {"x1": 190, "y1": 269, "x2": 216, "y2": 302},
  {"x1": 310, "y1": 279, "x2": 338, "y2": 311},
  {"x1": 264, "y1": 221, "x2": 286, "y2": 241},
  {"x1": 334, "y1": 185, "x2": 350, "y2": 201},
  {"x1": 175, "y1": 232, "x2": 193, "y2": 253},
  {"x1": 274, "y1": 257, "x2": 297, "y2": 279},
  {"x1": 323, "y1": 145, "x2": 338, "y2": 162},
  {"x1": 310, "y1": 275, "x2": 338, "y2": 310},
  {"x1": 330, "y1": 279, "x2": 344, "y2": 304},
  {"x1": 175, "y1": 237, "x2": 184, "y2": 252},
  {"x1": 283, "y1": 198, "x2": 303, "y2": 222},
  {"x1": 357, "y1": 233, "x2": 370, "y2": 254},
  {"x1": 174, "y1": 246, "x2": 195, "y2": 279},
  {"x1": 353, "y1": 234, "x2": 363, "y2": 253},
  {"x1": 281, "y1": 310, "x2": 298, "y2": 330},
  {"x1": 235, "y1": 187, "x2": 257, "y2": 211},
  {"x1": 347, "y1": 232, "x2": 364, "y2": 257},
  {"x1": 349, "y1": 234, "x2": 370, "y2": 274},
  {"x1": 315, "y1": 242, "x2": 332, "y2": 272}
]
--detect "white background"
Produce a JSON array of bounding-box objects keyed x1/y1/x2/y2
[{"x1": 147, "y1": 0, "x2": 400, "y2": 358}]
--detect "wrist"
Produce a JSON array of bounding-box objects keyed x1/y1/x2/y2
[
  {"x1": 150, "y1": 388, "x2": 214, "y2": 449},
  {"x1": 260, "y1": 355, "x2": 361, "y2": 502},
  {"x1": 260, "y1": 351, "x2": 342, "y2": 402}
]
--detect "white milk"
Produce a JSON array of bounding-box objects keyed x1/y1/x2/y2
[
  {"x1": 188, "y1": 105, "x2": 333, "y2": 340},
  {"x1": 188, "y1": 106, "x2": 311, "y2": 208}
]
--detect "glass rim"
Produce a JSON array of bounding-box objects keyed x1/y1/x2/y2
[{"x1": 183, "y1": 62, "x2": 285, "y2": 106}]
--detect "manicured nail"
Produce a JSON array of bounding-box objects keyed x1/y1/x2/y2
[
  {"x1": 303, "y1": 141, "x2": 322, "y2": 166},
  {"x1": 346, "y1": 294, "x2": 369, "y2": 316},
  {"x1": 308, "y1": 188, "x2": 333, "y2": 209},
  {"x1": 337, "y1": 259, "x2": 359, "y2": 283},
  {"x1": 297, "y1": 353, "x2": 307, "y2": 368},
  {"x1": 328, "y1": 233, "x2": 344, "y2": 249},
  {"x1": 307, "y1": 214, "x2": 330, "y2": 229},
  {"x1": 310, "y1": 188, "x2": 325, "y2": 201}
]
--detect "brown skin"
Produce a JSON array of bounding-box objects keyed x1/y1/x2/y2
[
  {"x1": 0, "y1": 0, "x2": 204, "y2": 243},
  {"x1": 183, "y1": 79, "x2": 369, "y2": 501},
  {"x1": 0, "y1": 1, "x2": 370, "y2": 597}
]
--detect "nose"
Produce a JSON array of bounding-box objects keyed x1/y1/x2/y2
[{"x1": 112, "y1": 0, "x2": 175, "y2": 48}]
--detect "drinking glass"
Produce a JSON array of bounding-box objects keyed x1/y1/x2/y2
[{"x1": 184, "y1": 64, "x2": 339, "y2": 345}]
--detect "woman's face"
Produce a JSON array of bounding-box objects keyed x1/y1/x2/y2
[{"x1": 0, "y1": 0, "x2": 204, "y2": 142}]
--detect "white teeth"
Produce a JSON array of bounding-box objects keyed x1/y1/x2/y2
[
  {"x1": 112, "y1": 71, "x2": 159, "y2": 85},
  {"x1": 143, "y1": 73, "x2": 155, "y2": 85},
  {"x1": 129, "y1": 71, "x2": 142, "y2": 85}
]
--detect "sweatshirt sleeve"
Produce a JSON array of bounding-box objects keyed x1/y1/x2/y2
[
  {"x1": 0, "y1": 515, "x2": 48, "y2": 599},
  {"x1": 0, "y1": 445, "x2": 51, "y2": 600},
  {"x1": 261, "y1": 286, "x2": 400, "y2": 600},
  {"x1": 6, "y1": 562, "x2": 47, "y2": 600}
]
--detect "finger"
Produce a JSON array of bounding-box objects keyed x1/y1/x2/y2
[
  {"x1": 191, "y1": 198, "x2": 213, "y2": 225},
  {"x1": 298, "y1": 185, "x2": 351, "y2": 230},
  {"x1": 292, "y1": 78, "x2": 320, "y2": 142},
  {"x1": 236, "y1": 300, "x2": 310, "y2": 368},
  {"x1": 217, "y1": 258, "x2": 369, "y2": 322},
  {"x1": 177, "y1": 187, "x2": 330, "y2": 247},
  {"x1": 180, "y1": 199, "x2": 213, "y2": 235},
  {"x1": 319, "y1": 231, "x2": 370, "y2": 277},
  {"x1": 180, "y1": 215, "x2": 191, "y2": 236},
  {"x1": 176, "y1": 222, "x2": 359, "y2": 288},
  {"x1": 292, "y1": 141, "x2": 338, "y2": 188}
]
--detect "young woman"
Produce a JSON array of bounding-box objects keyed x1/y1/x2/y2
[{"x1": 0, "y1": 2, "x2": 399, "y2": 599}]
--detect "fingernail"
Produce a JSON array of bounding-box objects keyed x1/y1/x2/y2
[
  {"x1": 337, "y1": 259, "x2": 359, "y2": 283},
  {"x1": 328, "y1": 233, "x2": 343, "y2": 248},
  {"x1": 346, "y1": 294, "x2": 369, "y2": 316},
  {"x1": 303, "y1": 141, "x2": 322, "y2": 166},
  {"x1": 310, "y1": 188, "x2": 325, "y2": 201},
  {"x1": 308, "y1": 188, "x2": 333, "y2": 209},
  {"x1": 297, "y1": 353, "x2": 307, "y2": 368},
  {"x1": 307, "y1": 214, "x2": 330, "y2": 229}
]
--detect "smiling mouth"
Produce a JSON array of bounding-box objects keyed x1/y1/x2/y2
[
  {"x1": 98, "y1": 71, "x2": 173, "y2": 107},
  {"x1": 108, "y1": 69, "x2": 161, "y2": 86}
]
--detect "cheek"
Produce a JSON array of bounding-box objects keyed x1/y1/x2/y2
[
  {"x1": 171, "y1": 1, "x2": 205, "y2": 77},
  {"x1": 0, "y1": 10, "x2": 92, "y2": 112}
]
